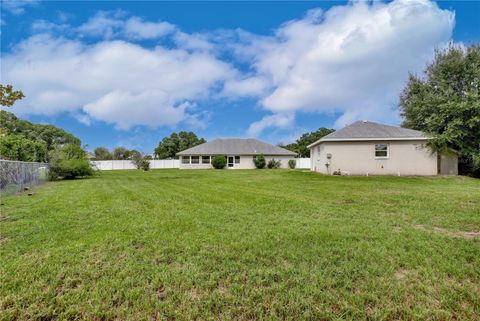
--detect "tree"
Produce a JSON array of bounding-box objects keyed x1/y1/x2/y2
[
  {"x1": 154, "y1": 131, "x2": 206, "y2": 159},
  {"x1": 399, "y1": 44, "x2": 480, "y2": 173},
  {"x1": 128, "y1": 150, "x2": 141, "y2": 160},
  {"x1": 0, "y1": 134, "x2": 47, "y2": 162},
  {"x1": 0, "y1": 110, "x2": 81, "y2": 162},
  {"x1": 282, "y1": 128, "x2": 335, "y2": 157},
  {"x1": 0, "y1": 84, "x2": 25, "y2": 107},
  {"x1": 112, "y1": 147, "x2": 130, "y2": 160},
  {"x1": 1, "y1": 110, "x2": 80, "y2": 151},
  {"x1": 93, "y1": 147, "x2": 112, "y2": 160}
]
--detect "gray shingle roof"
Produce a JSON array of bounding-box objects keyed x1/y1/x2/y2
[
  {"x1": 177, "y1": 138, "x2": 297, "y2": 156},
  {"x1": 308, "y1": 121, "x2": 428, "y2": 147}
]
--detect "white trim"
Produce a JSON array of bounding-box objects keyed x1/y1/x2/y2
[
  {"x1": 374, "y1": 143, "x2": 389, "y2": 159},
  {"x1": 307, "y1": 137, "x2": 429, "y2": 148}
]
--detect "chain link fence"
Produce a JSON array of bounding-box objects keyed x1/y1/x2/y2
[{"x1": 0, "y1": 160, "x2": 50, "y2": 196}]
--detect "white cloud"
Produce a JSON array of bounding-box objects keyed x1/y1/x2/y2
[
  {"x1": 124, "y1": 17, "x2": 176, "y2": 40},
  {"x1": 2, "y1": 34, "x2": 234, "y2": 129},
  {"x1": 2, "y1": 1, "x2": 456, "y2": 135},
  {"x1": 247, "y1": 113, "x2": 295, "y2": 137},
  {"x1": 240, "y1": 0, "x2": 454, "y2": 128},
  {"x1": 77, "y1": 11, "x2": 176, "y2": 40},
  {"x1": 1, "y1": 0, "x2": 38, "y2": 15},
  {"x1": 84, "y1": 90, "x2": 188, "y2": 130}
]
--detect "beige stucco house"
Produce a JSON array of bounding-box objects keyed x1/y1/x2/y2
[
  {"x1": 308, "y1": 121, "x2": 458, "y2": 176},
  {"x1": 177, "y1": 138, "x2": 296, "y2": 169}
]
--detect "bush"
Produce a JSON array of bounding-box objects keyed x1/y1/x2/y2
[
  {"x1": 131, "y1": 153, "x2": 150, "y2": 171},
  {"x1": 139, "y1": 159, "x2": 150, "y2": 171},
  {"x1": 288, "y1": 159, "x2": 296, "y2": 169},
  {"x1": 211, "y1": 155, "x2": 226, "y2": 169},
  {"x1": 49, "y1": 159, "x2": 94, "y2": 180},
  {"x1": 267, "y1": 158, "x2": 281, "y2": 169},
  {"x1": 48, "y1": 144, "x2": 94, "y2": 180},
  {"x1": 254, "y1": 154, "x2": 266, "y2": 169}
]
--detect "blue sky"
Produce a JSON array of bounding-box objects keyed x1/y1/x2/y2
[{"x1": 1, "y1": 0, "x2": 479, "y2": 154}]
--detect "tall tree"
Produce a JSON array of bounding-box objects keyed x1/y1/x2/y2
[
  {"x1": 1, "y1": 111, "x2": 80, "y2": 151},
  {"x1": 112, "y1": 147, "x2": 130, "y2": 160},
  {"x1": 0, "y1": 84, "x2": 25, "y2": 107},
  {"x1": 399, "y1": 44, "x2": 480, "y2": 172},
  {"x1": 93, "y1": 147, "x2": 112, "y2": 160},
  {"x1": 0, "y1": 110, "x2": 81, "y2": 162},
  {"x1": 282, "y1": 128, "x2": 335, "y2": 157},
  {"x1": 154, "y1": 131, "x2": 206, "y2": 159}
]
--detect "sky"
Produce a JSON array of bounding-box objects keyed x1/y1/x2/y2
[{"x1": 1, "y1": 0, "x2": 479, "y2": 154}]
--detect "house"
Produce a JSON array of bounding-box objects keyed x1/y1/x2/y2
[
  {"x1": 308, "y1": 121, "x2": 458, "y2": 176},
  {"x1": 177, "y1": 138, "x2": 296, "y2": 169}
]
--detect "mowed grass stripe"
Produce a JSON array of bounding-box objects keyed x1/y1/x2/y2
[{"x1": 1, "y1": 169, "x2": 479, "y2": 320}]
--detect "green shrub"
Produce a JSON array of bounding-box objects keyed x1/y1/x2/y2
[
  {"x1": 288, "y1": 159, "x2": 296, "y2": 169},
  {"x1": 48, "y1": 144, "x2": 93, "y2": 180},
  {"x1": 211, "y1": 155, "x2": 226, "y2": 169},
  {"x1": 131, "y1": 153, "x2": 150, "y2": 171},
  {"x1": 49, "y1": 159, "x2": 94, "y2": 180},
  {"x1": 140, "y1": 159, "x2": 150, "y2": 171},
  {"x1": 267, "y1": 158, "x2": 281, "y2": 169},
  {"x1": 254, "y1": 154, "x2": 266, "y2": 169}
]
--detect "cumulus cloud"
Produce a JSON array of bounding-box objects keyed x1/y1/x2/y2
[
  {"x1": 238, "y1": 0, "x2": 454, "y2": 132},
  {"x1": 247, "y1": 113, "x2": 295, "y2": 137},
  {"x1": 2, "y1": 34, "x2": 234, "y2": 129},
  {"x1": 2, "y1": 0, "x2": 456, "y2": 135}
]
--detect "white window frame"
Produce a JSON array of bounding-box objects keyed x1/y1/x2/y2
[
  {"x1": 202, "y1": 156, "x2": 210, "y2": 164},
  {"x1": 234, "y1": 156, "x2": 240, "y2": 164},
  {"x1": 182, "y1": 156, "x2": 190, "y2": 164},
  {"x1": 374, "y1": 144, "x2": 389, "y2": 159},
  {"x1": 191, "y1": 156, "x2": 200, "y2": 164}
]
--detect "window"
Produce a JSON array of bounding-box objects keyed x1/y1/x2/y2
[
  {"x1": 181, "y1": 156, "x2": 190, "y2": 164},
  {"x1": 235, "y1": 156, "x2": 240, "y2": 164},
  {"x1": 375, "y1": 144, "x2": 389, "y2": 158},
  {"x1": 202, "y1": 156, "x2": 210, "y2": 164},
  {"x1": 191, "y1": 156, "x2": 200, "y2": 164}
]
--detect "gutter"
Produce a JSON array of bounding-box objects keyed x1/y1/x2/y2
[{"x1": 307, "y1": 137, "x2": 430, "y2": 149}]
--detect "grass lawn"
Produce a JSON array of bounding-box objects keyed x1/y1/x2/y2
[{"x1": 1, "y1": 169, "x2": 479, "y2": 320}]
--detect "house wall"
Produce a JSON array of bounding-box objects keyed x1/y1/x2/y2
[
  {"x1": 179, "y1": 155, "x2": 295, "y2": 169},
  {"x1": 309, "y1": 140, "x2": 440, "y2": 176}
]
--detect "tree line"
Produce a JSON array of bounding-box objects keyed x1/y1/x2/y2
[{"x1": 0, "y1": 86, "x2": 93, "y2": 179}]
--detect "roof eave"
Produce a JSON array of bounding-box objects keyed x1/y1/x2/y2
[{"x1": 307, "y1": 136, "x2": 430, "y2": 148}]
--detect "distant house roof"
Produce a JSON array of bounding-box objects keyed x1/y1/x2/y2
[
  {"x1": 177, "y1": 138, "x2": 297, "y2": 156},
  {"x1": 308, "y1": 121, "x2": 428, "y2": 148}
]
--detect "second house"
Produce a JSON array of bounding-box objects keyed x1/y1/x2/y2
[{"x1": 177, "y1": 138, "x2": 296, "y2": 169}]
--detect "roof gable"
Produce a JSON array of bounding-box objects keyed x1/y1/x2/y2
[{"x1": 177, "y1": 138, "x2": 297, "y2": 156}]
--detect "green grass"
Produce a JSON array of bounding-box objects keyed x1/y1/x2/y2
[{"x1": 1, "y1": 169, "x2": 479, "y2": 320}]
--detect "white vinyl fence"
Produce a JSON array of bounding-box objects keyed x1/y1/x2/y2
[
  {"x1": 91, "y1": 158, "x2": 310, "y2": 170},
  {"x1": 295, "y1": 158, "x2": 311, "y2": 169},
  {"x1": 91, "y1": 159, "x2": 180, "y2": 171}
]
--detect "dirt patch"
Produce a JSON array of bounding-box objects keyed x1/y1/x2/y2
[
  {"x1": 414, "y1": 224, "x2": 480, "y2": 240},
  {"x1": 0, "y1": 236, "x2": 9, "y2": 246},
  {"x1": 395, "y1": 269, "x2": 407, "y2": 280},
  {"x1": 188, "y1": 287, "x2": 200, "y2": 302}
]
